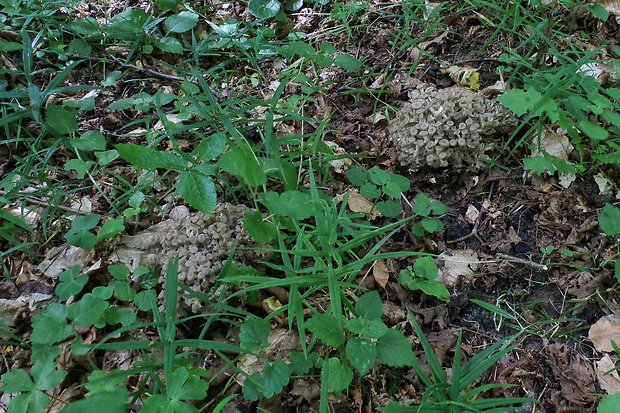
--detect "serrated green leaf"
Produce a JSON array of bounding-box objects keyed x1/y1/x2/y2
[
  {"x1": 497, "y1": 88, "x2": 541, "y2": 117},
  {"x1": 376, "y1": 329, "x2": 414, "y2": 367},
  {"x1": 116, "y1": 144, "x2": 188, "y2": 171},
  {"x1": 430, "y1": 200, "x2": 448, "y2": 215},
  {"x1": 376, "y1": 200, "x2": 403, "y2": 218},
  {"x1": 240, "y1": 316, "x2": 271, "y2": 351},
  {"x1": 167, "y1": 367, "x2": 209, "y2": 400},
  {"x1": 106, "y1": 8, "x2": 151, "y2": 40},
  {"x1": 59, "y1": 389, "x2": 129, "y2": 413},
  {"x1": 355, "y1": 291, "x2": 383, "y2": 320},
  {"x1": 306, "y1": 313, "x2": 345, "y2": 347},
  {"x1": 244, "y1": 211, "x2": 277, "y2": 243},
  {"x1": 421, "y1": 217, "x2": 443, "y2": 233},
  {"x1": 414, "y1": 256, "x2": 438, "y2": 280},
  {"x1": 346, "y1": 337, "x2": 377, "y2": 376},
  {"x1": 194, "y1": 132, "x2": 227, "y2": 161},
  {"x1": 600, "y1": 203, "x2": 620, "y2": 236},
  {"x1": 218, "y1": 146, "x2": 266, "y2": 187},
  {"x1": 578, "y1": 120, "x2": 608, "y2": 141},
  {"x1": 598, "y1": 393, "x2": 620, "y2": 412},
  {"x1": 1, "y1": 369, "x2": 35, "y2": 393},
  {"x1": 32, "y1": 359, "x2": 66, "y2": 391},
  {"x1": 179, "y1": 169, "x2": 216, "y2": 215},
  {"x1": 368, "y1": 167, "x2": 391, "y2": 186},
  {"x1": 412, "y1": 194, "x2": 431, "y2": 216},
  {"x1": 325, "y1": 357, "x2": 353, "y2": 393},
  {"x1": 290, "y1": 352, "x2": 314, "y2": 375},
  {"x1": 346, "y1": 166, "x2": 369, "y2": 186},
  {"x1": 108, "y1": 98, "x2": 134, "y2": 110},
  {"x1": 31, "y1": 303, "x2": 72, "y2": 345},
  {"x1": 360, "y1": 183, "x2": 381, "y2": 199},
  {"x1": 259, "y1": 191, "x2": 314, "y2": 220}
]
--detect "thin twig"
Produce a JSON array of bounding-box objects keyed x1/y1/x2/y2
[
  {"x1": 495, "y1": 252, "x2": 548, "y2": 271},
  {"x1": 102, "y1": 54, "x2": 189, "y2": 82},
  {"x1": 0, "y1": 190, "x2": 83, "y2": 214}
]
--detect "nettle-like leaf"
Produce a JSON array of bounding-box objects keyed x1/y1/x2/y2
[
  {"x1": 355, "y1": 291, "x2": 383, "y2": 320},
  {"x1": 346, "y1": 317, "x2": 388, "y2": 339},
  {"x1": 376, "y1": 329, "x2": 414, "y2": 367},
  {"x1": 65, "y1": 214, "x2": 100, "y2": 250},
  {"x1": 244, "y1": 211, "x2": 277, "y2": 243},
  {"x1": 259, "y1": 191, "x2": 315, "y2": 220},
  {"x1": 240, "y1": 316, "x2": 271, "y2": 351},
  {"x1": 106, "y1": 8, "x2": 152, "y2": 40},
  {"x1": 346, "y1": 337, "x2": 377, "y2": 376},
  {"x1": 55, "y1": 265, "x2": 88, "y2": 300},
  {"x1": 376, "y1": 200, "x2": 402, "y2": 218},
  {"x1": 179, "y1": 169, "x2": 216, "y2": 215},
  {"x1": 306, "y1": 313, "x2": 346, "y2": 347},
  {"x1": 600, "y1": 203, "x2": 620, "y2": 236},
  {"x1": 325, "y1": 357, "x2": 353, "y2": 393},
  {"x1": 165, "y1": 11, "x2": 198, "y2": 33}
]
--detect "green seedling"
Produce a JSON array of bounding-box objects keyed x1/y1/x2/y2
[{"x1": 398, "y1": 256, "x2": 450, "y2": 302}]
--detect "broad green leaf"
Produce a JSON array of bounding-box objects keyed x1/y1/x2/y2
[
  {"x1": 368, "y1": 167, "x2": 391, "y2": 186},
  {"x1": 108, "y1": 98, "x2": 135, "y2": 110},
  {"x1": 523, "y1": 155, "x2": 559, "y2": 175},
  {"x1": 334, "y1": 54, "x2": 363, "y2": 71},
  {"x1": 101, "y1": 70, "x2": 123, "y2": 87},
  {"x1": 383, "y1": 181, "x2": 404, "y2": 198},
  {"x1": 244, "y1": 211, "x2": 277, "y2": 243},
  {"x1": 7, "y1": 390, "x2": 48, "y2": 413},
  {"x1": 286, "y1": 41, "x2": 316, "y2": 59},
  {"x1": 413, "y1": 257, "x2": 438, "y2": 280},
  {"x1": 240, "y1": 316, "x2": 271, "y2": 351},
  {"x1": 115, "y1": 143, "x2": 188, "y2": 171},
  {"x1": 346, "y1": 317, "x2": 388, "y2": 339},
  {"x1": 158, "y1": 37, "x2": 183, "y2": 54},
  {"x1": 346, "y1": 166, "x2": 369, "y2": 186},
  {"x1": 259, "y1": 191, "x2": 314, "y2": 220},
  {"x1": 589, "y1": 4, "x2": 610, "y2": 20},
  {"x1": 430, "y1": 200, "x2": 448, "y2": 215},
  {"x1": 306, "y1": 313, "x2": 345, "y2": 347},
  {"x1": 262, "y1": 361, "x2": 292, "y2": 398},
  {"x1": 179, "y1": 169, "x2": 216, "y2": 215},
  {"x1": 0, "y1": 40, "x2": 23, "y2": 52},
  {"x1": 32, "y1": 359, "x2": 66, "y2": 391},
  {"x1": 97, "y1": 217, "x2": 125, "y2": 240},
  {"x1": 376, "y1": 200, "x2": 402, "y2": 218},
  {"x1": 376, "y1": 329, "x2": 414, "y2": 367},
  {"x1": 156, "y1": 0, "x2": 179, "y2": 11},
  {"x1": 360, "y1": 183, "x2": 381, "y2": 199},
  {"x1": 167, "y1": 367, "x2": 209, "y2": 400},
  {"x1": 64, "y1": 159, "x2": 95, "y2": 179},
  {"x1": 30, "y1": 303, "x2": 72, "y2": 345},
  {"x1": 194, "y1": 132, "x2": 227, "y2": 160},
  {"x1": 242, "y1": 373, "x2": 262, "y2": 401},
  {"x1": 325, "y1": 357, "x2": 353, "y2": 393},
  {"x1": 112, "y1": 281, "x2": 136, "y2": 302},
  {"x1": 248, "y1": 0, "x2": 281, "y2": 19},
  {"x1": 1, "y1": 369, "x2": 35, "y2": 393},
  {"x1": 59, "y1": 389, "x2": 129, "y2": 413},
  {"x1": 106, "y1": 8, "x2": 151, "y2": 40},
  {"x1": 55, "y1": 266, "x2": 88, "y2": 300},
  {"x1": 497, "y1": 88, "x2": 541, "y2": 117},
  {"x1": 165, "y1": 11, "x2": 198, "y2": 33},
  {"x1": 600, "y1": 203, "x2": 620, "y2": 236},
  {"x1": 95, "y1": 149, "x2": 120, "y2": 165},
  {"x1": 615, "y1": 260, "x2": 620, "y2": 284},
  {"x1": 68, "y1": 294, "x2": 110, "y2": 327},
  {"x1": 290, "y1": 352, "x2": 314, "y2": 375},
  {"x1": 218, "y1": 146, "x2": 266, "y2": 187},
  {"x1": 65, "y1": 214, "x2": 100, "y2": 250},
  {"x1": 104, "y1": 305, "x2": 136, "y2": 326},
  {"x1": 598, "y1": 393, "x2": 620, "y2": 412},
  {"x1": 46, "y1": 105, "x2": 78, "y2": 135},
  {"x1": 421, "y1": 217, "x2": 443, "y2": 233},
  {"x1": 70, "y1": 131, "x2": 106, "y2": 151},
  {"x1": 346, "y1": 337, "x2": 377, "y2": 376},
  {"x1": 391, "y1": 173, "x2": 411, "y2": 193},
  {"x1": 412, "y1": 194, "x2": 431, "y2": 216},
  {"x1": 355, "y1": 291, "x2": 383, "y2": 320},
  {"x1": 409, "y1": 279, "x2": 450, "y2": 300}
]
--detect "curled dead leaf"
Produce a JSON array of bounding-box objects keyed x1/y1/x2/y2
[
  {"x1": 342, "y1": 191, "x2": 382, "y2": 220},
  {"x1": 589, "y1": 314, "x2": 620, "y2": 353},
  {"x1": 595, "y1": 354, "x2": 620, "y2": 395},
  {"x1": 373, "y1": 259, "x2": 390, "y2": 288},
  {"x1": 437, "y1": 249, "x2": 478, "y2": 287}
]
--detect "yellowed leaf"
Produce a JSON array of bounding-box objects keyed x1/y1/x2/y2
[
  {"x1": 589, "y1": 315, "x2": 620, "y2": 352},
  {"x1": 373, "y1": 259, "x2": 390, "y2": 288},
  {"x1": 441, "y1": 65, "x2": 480, "y2": 90}
]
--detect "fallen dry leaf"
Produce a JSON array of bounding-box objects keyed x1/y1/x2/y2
[
  {"x1": 441, "y1": 65, "x2": 480, "y2": 90},
  {"x1": 544, "y1": 342, "x2": 597, "y2": 406},
  {"x1": 589, "y1": 314, "x2": 620, "y2": 352},
  {"x1": 436, "y1": 249, "x2": 478, "y2": 287},
  {"x1": 595, "y1": 354, "x2": 620, "y2": 395},
  {"x1": 373, "y1": 259, "x2": 390, "y2": 288},
  {"x1": 344, "y1": 191, "x2": 382, "y2": 220}
]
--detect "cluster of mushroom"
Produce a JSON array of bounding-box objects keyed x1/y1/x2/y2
[
  {"x1": 388, "y1": 84, "x2": 518, "y2": 172},
  {"x1": 154, "y1": 203, "x2": 264, "y2": 313}
]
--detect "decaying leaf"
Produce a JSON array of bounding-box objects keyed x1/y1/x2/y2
[
  {"x1": 589, "y1": 314, "x2": 620, "y2": 353},
  {"x1": 373, "y1": 259, "x2": 390, "y2": 288},
  {"x1": 441, "y1": 65, "x2": 480, "y2": 90},
  {"x1": 436, "y1": 249, "x2": 478, "y2": 287},
  {"x1": 544, "y1": 342, "x2": 597, "y2": 406},
  {"x1": 325, "y1": 141, "x2": 352, "y2": 173},
  {"x1": 531, "y1": 128, "x2": 574, "y2": 160},
  {"x1": 595, "y1": 354, "x2": 620, "y2": 395},
  {"x1": 341, "y1": 191, "x2": 382, "y2": 220}
]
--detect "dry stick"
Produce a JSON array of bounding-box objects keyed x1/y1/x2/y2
[
  {"x1": 446, "y1": 206, "x2": 486, "y2": 244},
  {"x1": 495, "y1": 252, "x2": 548, "y2": 271},
  {"x1": 102, "y1": 53, "x2": 188, "y2": 82}
]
